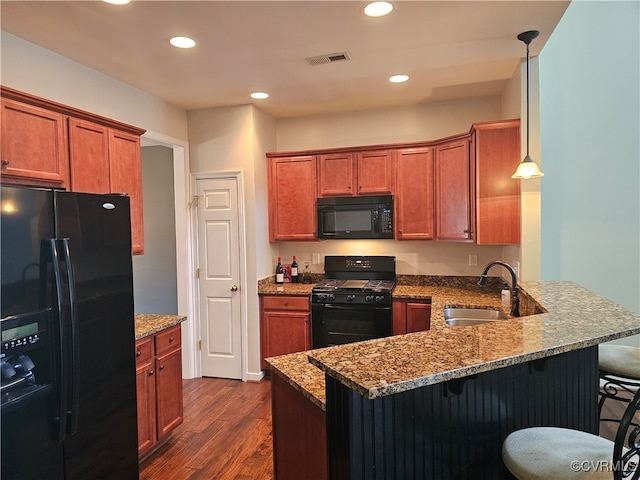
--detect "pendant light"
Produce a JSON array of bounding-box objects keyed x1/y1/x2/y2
[{"x1": 512, "y1": 30, "x2": 544, "y2": 179}]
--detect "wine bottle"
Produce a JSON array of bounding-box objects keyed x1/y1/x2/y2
[
  {"x1": 275, "y1": 257, "x2": 284, "y2": 284},
  {"x1": 291, "y1": 256, "x2": 299, "y2": 283}
]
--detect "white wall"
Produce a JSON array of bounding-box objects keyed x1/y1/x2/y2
[
  {"x1": 133, "y1": 146, "x2": 178, "y2": 314},
  {"x1": 539, "y1": 1, "x2": 639, "y2": 343}
]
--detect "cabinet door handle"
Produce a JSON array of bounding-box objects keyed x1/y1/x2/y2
[
  {"x1": 136, "y1": 351, "x2": 142, "y2": 357},
  {"x1": 1, "y1": 160, "x2": 9, "y2": 167},
  {"x1": 148, "y1": 370, "x2": 154, "y2": 376},
  {"x1": 159, "y1": 365, "x2": 165, "y2": 371},
  {"x1": 169, "y1": 337, "x2": 174, "y2": 342}
]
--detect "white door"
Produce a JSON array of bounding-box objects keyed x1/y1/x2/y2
[{"x1": 196, "y1": 176, "x2": 242, "y2": 379}]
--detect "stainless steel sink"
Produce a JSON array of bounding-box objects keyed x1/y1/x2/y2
[{"x1": 444, "y1": 307, "x2": 508, "y2": 326}]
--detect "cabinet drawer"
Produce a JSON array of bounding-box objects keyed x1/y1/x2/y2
[
  {"x1": 135, "y1": 337, "x2": 154, "y2": 366},
  {"x1": 262, "y1": 295, "x2": 310, "y2": 312},
  {"x1": 155, "y1": 325, "x2": 182, "y2": 356}
]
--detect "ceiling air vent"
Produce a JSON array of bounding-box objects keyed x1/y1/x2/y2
[{"x1": 306, "y1": 52, "x2": 351, "y2": 66}]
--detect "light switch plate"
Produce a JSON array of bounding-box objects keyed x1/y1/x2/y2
[
  {"x1": 312, "y1": 253, "x2": 321, "y2": 264},
  {"x1": 469, "y1": 254, "x2": 478, "y2": 266}
]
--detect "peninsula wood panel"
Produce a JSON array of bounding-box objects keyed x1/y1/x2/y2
[
  {"x1": 326, "y1": 347, "x2": 598, "y2": 480},
  {"x1": 395, "y1": 147, "x2": 434, "y2": 240},
  {"x1": 1, "y1": 98, "x2": 69, "y2": 187}
]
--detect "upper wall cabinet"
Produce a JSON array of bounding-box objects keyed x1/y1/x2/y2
[
  {"x1": 317, "y1": 150, "x2": 394, "y2": 197},
  {"x1": 1, "y1": 87, "x2": 147, "y2": 254},
  {"x1": 434, "y1": 138, "x2": 473, "y2": 242},
  {"x1": 1, "y1": 98, "x2": 70, "y2": 187},
  {"x1": 472, "y1": 120, "x2": 521, "y2": 245},
  {"x1": 266, "y1": 118, "x2": 521, "y2": 244},
  {"x1": 395, "y1": 147, "x2": 434, "y2": 240},
  {"x1": 268, "y1": 155, "x2": 318, "y2": 242}
]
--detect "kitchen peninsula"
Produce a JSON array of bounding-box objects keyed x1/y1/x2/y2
[{"x1": 267, "y1": 280, "x2": 640, "y2": 480}]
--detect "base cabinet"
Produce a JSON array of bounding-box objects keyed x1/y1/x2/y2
[
  {"x1": 135, "y1": 324, "x2": 184, "y2": 459},
  {"x1": 260, "y1": 295, "x2": 311, "y2": 370},
  {"x1": 393, "y1": 300, "x2": 432, "y2": 335}
]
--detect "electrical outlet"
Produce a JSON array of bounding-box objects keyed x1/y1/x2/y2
[
  {"x1": 469, "y1": 254, "x2": 478, "y2": 266},
  {"x1": 312, "y1": 253, "x2": 321, "y2": 265}
]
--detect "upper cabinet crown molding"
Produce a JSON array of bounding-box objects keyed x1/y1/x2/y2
[{"x1": 1, "y1": 86, "x2": 146, "y2": 137}]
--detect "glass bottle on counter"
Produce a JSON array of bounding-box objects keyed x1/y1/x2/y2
[
  {"x1": 275, "y1": 257, "x2": 284, "y2": 284},
  {"x1": 291, "y1": 256, "x2": 299, "y2": 283},
  {"x1": 302, "y1": 262, "x2": 312, "y2": 284}
]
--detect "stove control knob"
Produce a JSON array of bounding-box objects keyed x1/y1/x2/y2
[
  {"x1": 346, "y1": 294, "x2": 356, "y2": 302},
  {"x1": 375, "y1": 295, "x2": 385, "y2": 303},
  {"x1": 328, "y1": 294, "x2": 335, "y2": 302},
  {"x1": 365, "y1": 295, "x2": 374, "y2": 303}
]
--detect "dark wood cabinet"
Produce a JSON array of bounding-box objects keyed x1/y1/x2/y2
[
  {"x1": 356, "y1": 150, "x2": 394, "y2": 195},
  {"x1": 268, "y1": 155, "x2": 317, "y2": 242},
  {"x1": 1, "y1": 98, "x2": 69, "y2": 187},
  {"x1": 260, "y1": 295, "x2": 311, "y2": 370},
  {"x1": 135, "y1": 337, "x2": 156, "y2": 457},
  {"x1": 1, "y1": 87, "x2": 146, "y2": 254},
  {"x1": 68, "y1": 118, "x2": 111, "y2": 193},
  {"x1": 109, "y1": 130, "x2": 144, "y2": 254},
  {"x1": 317, "y1": 152, "x2": 354, "y2": 196},
  {"x1": 317, "y1": 150, "x2": 394, "y2": 197},
  {"x1": 395, "y1": 147, "x2": 434, "y2": 240},
  {"x1": 472, "y1": 120, "x2": 521, "y2": 244},
  {"x1": 135, "y1": 324, "x2": 183, "y2": 459},
  {"x1": 393, "y1": 299, "x2": 432, "y2": 335},
  {"x1": 266, "y1": 119, "x2": 521, "y2": 244},
  {"x1": 434, "y1": 138, "x2": 473, "y2": 241}
]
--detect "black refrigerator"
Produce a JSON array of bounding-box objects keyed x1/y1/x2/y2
[{"x1": 1, "y1": 184, "x2": 139, "y2": 480}]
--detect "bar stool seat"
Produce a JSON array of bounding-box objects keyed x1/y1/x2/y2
[
  {"x1": 599, "y1": 344, "x2": 640, "y2": 423},
  {"x1": 502, "y1": 389, "x2": 640, "y2": 480},
  {"x1": 599, "y1": 344, "x2": 640, "y2": 381}
]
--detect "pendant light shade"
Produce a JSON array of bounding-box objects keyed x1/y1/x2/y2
[{"x1": 512, "y1": 30, "x2": 544, "y2": 179}]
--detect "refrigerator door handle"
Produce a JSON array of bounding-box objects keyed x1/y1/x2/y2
[
  {"x1": 48, "y1": 239, "x2": 68, "y2": 443},
  {"x1": 60, "y1": 238, "x2": 80, "y2": 436}
]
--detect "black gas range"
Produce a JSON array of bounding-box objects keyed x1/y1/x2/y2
[{"x1": 311, "y1": 256, "x2": 396, "y2": 348}]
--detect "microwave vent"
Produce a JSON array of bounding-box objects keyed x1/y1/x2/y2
[{"x1": 306, "y1": 52, "x2": 351, "y2": 66}]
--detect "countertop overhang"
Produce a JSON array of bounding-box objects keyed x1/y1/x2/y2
[
  {"x1": 135, "y1": 313, "x2": 186, "y2": 340},
  {"x1": 266, "y1": 280, "x2": 640, "y2": 406},
  {"x1": 307, "y1": 281, "x2": 640, "y2": 399}
]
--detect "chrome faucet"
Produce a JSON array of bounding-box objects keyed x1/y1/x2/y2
[{"x1": 477, "y1": 261, "x2": 520, "y2": 317}]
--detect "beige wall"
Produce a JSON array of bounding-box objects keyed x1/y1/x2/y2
[{"x1": 1, "y1": 32, "x2": 189, "y2": 142}]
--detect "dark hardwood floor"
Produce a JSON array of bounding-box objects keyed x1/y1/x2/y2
[
  {"x1": 140, "y1": 377, "x2": 274, "y2": 480},
  {"x1": 139, "y1": 377, "x2": 628, "y2": 480}
]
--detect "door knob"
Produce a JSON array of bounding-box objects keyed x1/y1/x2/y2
[{"x1": 230, "y1": 284, "x2": 238, "y2": 292}]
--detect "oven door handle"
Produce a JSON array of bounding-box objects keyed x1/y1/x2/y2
[{"x1": 320, "y1": 304, "x2": 391, "y2": 311}]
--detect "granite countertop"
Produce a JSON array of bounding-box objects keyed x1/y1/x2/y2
[
  {"x1": 266, "y1": 279, "x2": 640, "y2": 407},
  {"x1": 135, "y1": 313, "x2": 187, "y2": 340}
]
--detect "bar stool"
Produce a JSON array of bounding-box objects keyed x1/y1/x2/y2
[
  {"x1": 502, "y1": 388, "x2": 640, "y2": 479},
  {"x1": 599, "y1": 344, "x2": 640, "y2": 425}
]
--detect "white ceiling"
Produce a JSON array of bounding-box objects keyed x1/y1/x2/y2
[{"x1": 0, "y1": 1, "x2": 570, "y2": 119}]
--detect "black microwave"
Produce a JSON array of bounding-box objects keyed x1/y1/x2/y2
[{"x1": 317, "y1": 195, "x2": 394, "y2": 239}]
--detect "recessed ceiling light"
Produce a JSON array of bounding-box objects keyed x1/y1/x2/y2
[
  {"x1": 251, "y1": 92, "x2": 269, "y2": 100},
  {"x1": 169, "y1": 36, "x2": 197, "y2": 49},
  {"x1": 364, "y1": 2, "x2": 394, "y2": 17},
  {"x1": 103, "y1": 0, "x2": 130, "y2": 4},
  {"x1": 389, "y1": 74, "x2": 409, "y2": 83}
]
